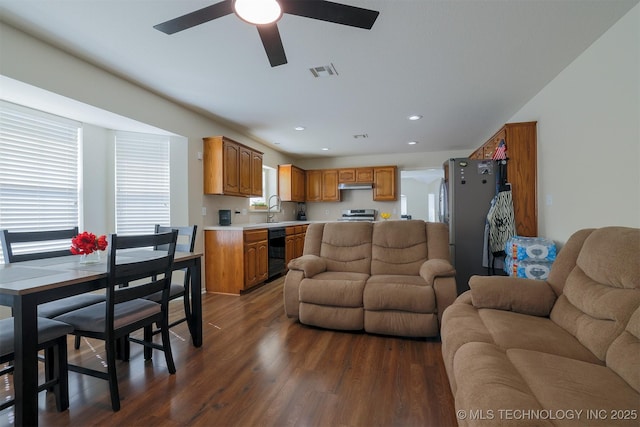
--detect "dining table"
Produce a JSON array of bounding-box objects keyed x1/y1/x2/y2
[{"x1": 0, "y1": 250, "x2": 203, "y2": 427}]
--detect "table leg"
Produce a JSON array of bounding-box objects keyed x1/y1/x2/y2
[
  {"x1": 189, "y1": 258, "x2": 202, "y2": 347},
  {"x1": 13, "y1": 295, "x2": 40, "y2": 426}
]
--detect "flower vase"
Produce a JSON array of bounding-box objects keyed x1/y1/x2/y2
[{"x1": 80, "y1": 251, "x2": 102, "y2": 265}]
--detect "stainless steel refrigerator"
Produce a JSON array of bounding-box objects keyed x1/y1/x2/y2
[{"x1": 440, "y1": 158, "x2": 498, "y2": 294}]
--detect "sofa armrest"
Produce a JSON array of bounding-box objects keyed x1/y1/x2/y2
[
  {"x1": 287, "y1": 254, "x2": 327, "y2": 278},
  {"x1": 469, "y1": 275, "x2": 557, "y2": 317},
  {"x1": 419, "y1": 259, "x2": 456, "y2": 284}
]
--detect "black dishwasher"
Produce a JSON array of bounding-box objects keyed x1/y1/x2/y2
[{"x1": 268, "y1": 227, "x2": 286, "y2": 279}]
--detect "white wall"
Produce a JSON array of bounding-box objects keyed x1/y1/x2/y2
[{"x1": 509, "y1": 4, "x2": 639, "y2": 244}]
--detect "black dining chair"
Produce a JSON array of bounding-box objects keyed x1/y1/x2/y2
[
  {"x1": 0, "y1": 228, "x2": 106, "y2": 349},
  {"x1": 0, "y1": 317, "x2": 73, "y2": 412},
  {"x1": 148, "y1": 224, "x2": 197, "y2": 336},
  {"x1": 52, "y1": 230, "x2": 178, "y2": 412}
]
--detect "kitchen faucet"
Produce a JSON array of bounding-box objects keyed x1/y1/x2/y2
[{"x1": 267, "y1": 194, "x2": 281, "y2": 223}]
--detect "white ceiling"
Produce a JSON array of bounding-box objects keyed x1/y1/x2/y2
[{"x1": 0, "y1": 0, "x2": 637, "y2": 159}]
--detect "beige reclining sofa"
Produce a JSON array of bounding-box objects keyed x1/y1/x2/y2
[
  {"x1": 283, "y1": 220, "x2": 457, "y2": 338},
  {"x1": 441, "y1": 226, "x2": 640, "y2": 426}
]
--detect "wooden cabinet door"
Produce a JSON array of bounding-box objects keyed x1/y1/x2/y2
[
  {"x1": 257, "y1": 240, "x2": 269, "y2": 282},
  {"x1": 305, "y1": 170, "x2": 322, "y2": 202},
  {"x1": 338, "y1": 168, "x2": 356, "y2": 183},
  {"x1": 373, "y1": 166, "x2": 397, "y2": 201},
  {"x1": 285, "y1": 235, "x2": 296, "y2": 265},
  {"x1": 223, "y1": 140, "x2": 240, "y2": 195},
  {"x1": 239, "y1": 146, "x2": 252, "y2": 196},
  {"x1": 356, "y1": 167, "x2": 374, "y2": 183},
  {"x1": 244, "y1": 241, "x2": 258, "y2": 288},
  {"x1": 292, "y1": 166, "x2": 305, "y2": 201},
  {"x1": 294, "y1": 233, "x2": 305, "y2": 258},
  {"x1": 251, "y1": 151, "x2": 263, "y2": 196},
  {"x1": 322, "y1": 169, "x2": 340, "y2": 201}
]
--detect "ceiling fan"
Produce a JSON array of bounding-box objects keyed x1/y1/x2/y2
[{"x1": 154, "y1": 0, "x2": 379, "y2": 67}]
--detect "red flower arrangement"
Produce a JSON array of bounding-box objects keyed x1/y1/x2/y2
[{"x1": 70, "y1": 231, "x2": 108, "y2": 255}]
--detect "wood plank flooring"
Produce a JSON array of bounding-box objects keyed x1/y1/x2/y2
[{"x1": 0, "y1": 277, "x2": 457, "y2": 426}]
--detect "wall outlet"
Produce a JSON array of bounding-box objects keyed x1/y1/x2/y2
[
  {"x1": 201, "y1": 206, "x2": 207, "y2": 216},
  {"x1": 197, "y1": 151, "x2": 203, "y2": 160}
]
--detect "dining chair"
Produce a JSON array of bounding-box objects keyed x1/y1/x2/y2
[
  {"x1": 52, "y1": 230, "x2": 178, "y2": 412},
  {"x1": 0, "y1": 317, "x2": 73, "y2": 412},
  {"x1": 148, "y1": 224, "x2": 197, "y2": 336},
  {"x1": 1, "y1": 228, "x2": 106, "y2": 350}
]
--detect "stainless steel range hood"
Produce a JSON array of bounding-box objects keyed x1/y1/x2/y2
[{"x1": 338, "y1": 183, "x2": 373, "y2": 190}]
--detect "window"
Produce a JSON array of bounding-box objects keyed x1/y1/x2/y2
[
  {"x1": 0, "y1": 101, "x2": 80, "y2": 262},
  {"x1": 250, "y1": 166, "x2": 276, "y2": 211},
  {"x1": 115, "y1": 131, "x2": 170, "y2": 235}
]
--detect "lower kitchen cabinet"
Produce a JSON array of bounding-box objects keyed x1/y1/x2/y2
[
  {"x1": 205, "y1": 229, "x2": 268, "y2": 294},
  {"x1": 285, "y1": 225, "x2": 307, "y2": 266}
]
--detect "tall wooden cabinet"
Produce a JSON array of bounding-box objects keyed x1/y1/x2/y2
[
  {"x1": 203, "y1": 136, "x2": 263, "y2": 197},
  {"x1": 469, "y1": 121, "x2": 537, "y2": 237}
]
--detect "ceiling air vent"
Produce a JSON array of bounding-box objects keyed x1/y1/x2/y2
[{"x1": 310, "y1": 63, "x2": 338, "y2": 78}]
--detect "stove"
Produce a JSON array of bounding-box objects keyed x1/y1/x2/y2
[{"x1": 339, "y1": 209, "x2": 377, "y2": 222}]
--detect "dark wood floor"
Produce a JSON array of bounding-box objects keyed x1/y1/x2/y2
[{"x1": 1, "y1": 277, "x2": 457, "y2": 426}]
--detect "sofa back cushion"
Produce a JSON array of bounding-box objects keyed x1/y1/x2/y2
[
  {"x1": 371, "y1": 220, "x2": 428, "y2": 276},
  {"x1": 320, "y1": 222, "x2": 373, "y2": 274},
  {"x1": 606, "y1": 306, "x2": 640, "y2": 393},
  {"x1": 550, "y1": 227, "x2": 640, "y2": 361}
]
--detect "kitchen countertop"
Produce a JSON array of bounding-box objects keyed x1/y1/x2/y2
[{"x1": 203, "y1": 221, "x2": 318, "y2": 231}]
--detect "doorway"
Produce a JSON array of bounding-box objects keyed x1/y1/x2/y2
[{"x1": 400, "y1": 169, "x2": 444, "y2": 221}]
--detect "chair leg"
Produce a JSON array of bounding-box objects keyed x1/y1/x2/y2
[
  {"x1": 52, "y1": 336, "x2": 70, "y2": 412},
  {"x1": 143, "y1": 326, "x2": 153, "y2": 360},
  {"x1": 74, "y1": 335, "x2": 81, "y2": 349},
  {"x1": 160, "y1": 320, "x2": 176, "y2": 374},
  {"x1": 105, "y1": 338, "x2": 121, "y2": 412},
  {"x1": 44, "y1": 346, "x2": 55, "y2": 391},
  {"x1": 183, "y1": 291, "x2": 194, "y2": 337}
]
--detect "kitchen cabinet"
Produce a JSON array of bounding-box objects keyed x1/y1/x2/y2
[
  {"x1": 469, "y1": 121, "x2": 537, "y2": 237},
  {"x1": 338, "y1": 167, "x2": 373, "y2": 183},
  {"x1": 285, "y1": 225, "x2": 307, "y2": 266},
  {"x1": 203, "y1": 136, "x2": 263, "y2": 197},
  {"x1": 306, "y1": 169, "x2": 340, "y2": 202},
  {"x1": 373, "y1": 166, "x2": 397, "y2": 201},
  {"x1": 278, "y1": 164, "x2": 305, "y2": 202},
  {"x1": 204, "y1": 228, "x2": 268, "y2": 294}
]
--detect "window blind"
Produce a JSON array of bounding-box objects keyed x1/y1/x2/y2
[
  {"x1": 115, "y1": 131, "x2": 170, "y2": 235},
  {"x1": 0, "y1": 101, "x2": 80, "y2": 262}
]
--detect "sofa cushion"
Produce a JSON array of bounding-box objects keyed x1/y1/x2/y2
[
  {"x1": 477, "y1": 309, "x2": 602, "y2": 364},
  {"x1": 364, "y1": 275, "x2": 435, "y2": 313},
  {"x1": 606, "y1": 306, "x2": 640, "y2": 393},
  {"x1": 551, "y1": 228, "x2": 640, "y2": 361},
  {"x1": 371, "y1": 220, "x2": 428, "y2": 276},
  {"x1": 508, "y1": 348, "x2": 640, "y2": 426},
  {"x1": 299, "y1": 272, "x2": 368, "y2": 307},
  {"x1": 320, "y1": 222, "x2": 372, "y2": 274}
]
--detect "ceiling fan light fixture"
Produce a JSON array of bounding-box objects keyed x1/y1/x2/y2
[{"x1": 233, "y1": 0, "x2": 283, "y2": 25}]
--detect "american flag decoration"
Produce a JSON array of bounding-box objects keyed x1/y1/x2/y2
[{"x1": 492, "y1": 139, "x2": 507, "y2": 160}]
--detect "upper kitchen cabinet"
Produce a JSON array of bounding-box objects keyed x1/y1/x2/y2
[
  {"x1": 373, "y1": 166, "x2": 397, "y2": 201},
  {"x1": 278, "y1": 164, "x2": 305, "y2": 202},
  {"x1": 306, "y1": 169, "x2": 340, "y2": 202},
  {"x1": 338, "y1": 167, "x2": 373, "y2": 183},
  {"x1": 203, "y1": 136, "x2": 263, "y2": 197}
]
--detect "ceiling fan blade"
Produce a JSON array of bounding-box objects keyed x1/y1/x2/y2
[
  {"x1": 154, "y1": 0, "x2": 234, "y2": 34},
  {"x1": 280, "y1": 0, "x2": 379, "y2": 30},
  {"x1": 257, "y1": 24, "x2": 288, "y2": 67}
]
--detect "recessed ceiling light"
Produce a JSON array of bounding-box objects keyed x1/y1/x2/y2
[
  {"x1": 408, "y1": 141, "x2": 418, "y2": 145},
  {"x1": 321, "y1": 148, "x2": 329, "y2": 151},
  {"x1": 294, "y1": 126, "x2": 305, "y2": 131},
  {"x1": 408, "y1": 115, "x2": 423, "y2": 121}
]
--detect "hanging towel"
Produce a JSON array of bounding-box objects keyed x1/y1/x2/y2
[{"x1": 487, "y1": 189, "x2": 516, "y2": 255}]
